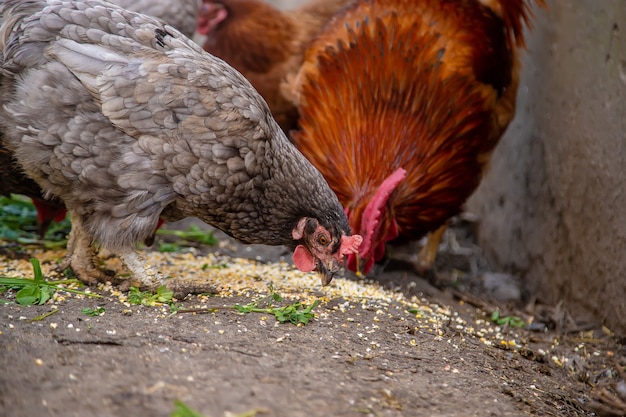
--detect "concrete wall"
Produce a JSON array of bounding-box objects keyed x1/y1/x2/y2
[{"x1": 468, "y1": 1, "x2": 626, "y2": 334}]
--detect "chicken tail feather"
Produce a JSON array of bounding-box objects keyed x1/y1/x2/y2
[{"x1": 481, "y1": 0, "x2": 547, "y2": 48}]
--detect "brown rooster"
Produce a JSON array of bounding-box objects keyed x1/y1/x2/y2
[
  {"x1": 0, "y1": 0, "x2": 200, "y2": 238},
  {"x1": 285, "y1": 0, "x2": 545, "y2": 274},
  {"x1": 196, "y1": 0, "x2": 354, "y2": 132},
  {"x1": 0, "y1": 0, "x2": 362, "y2": 295}
]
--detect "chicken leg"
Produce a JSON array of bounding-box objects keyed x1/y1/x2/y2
[
  {"x1": 57, "y1": 212, "x2": 116, "y2": 285},
  {"x1": 413, "y1": 223, "x2": 448, "y2": 274},
  {"x1": 118, "y1": 250, "x2": 218, "y2": 297},
  {"x1": 60, "y1": 212, "x2": 216, "y2": 297}
]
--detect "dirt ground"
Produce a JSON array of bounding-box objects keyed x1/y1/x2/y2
[{"x1": 1, "y1": 219, "x2": 625, "y2": 417}]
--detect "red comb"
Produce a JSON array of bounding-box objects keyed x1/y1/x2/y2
[
  {"x1": 340, "y1": 234, "x2": 363, "y2": 256},
  {"x1": 358, "y1": 168, "x2": 407, "y2": 257}
]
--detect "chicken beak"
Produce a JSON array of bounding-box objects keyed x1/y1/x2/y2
[
  {"x1": 318, "y1": 259, "x2": 341, "y2": 286},
  {"x1": 319, "y1": 270, "x2": 335, "y2": 286}
]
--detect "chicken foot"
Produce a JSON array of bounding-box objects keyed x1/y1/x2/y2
[
  {"x1": 413, "y1": 223, "x2": 448, "y2": 274},
  {"x1": 59, "y1": 213, "x2": 215, "y2": 298},
  {"x1": 57, "y1": 212, "x2": 117, "y2": 285},
  {"x1": 118, "y1": 250, "x2": 218, "y2": 298}
]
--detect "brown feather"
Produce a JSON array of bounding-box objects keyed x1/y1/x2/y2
[
  {"x1": 200, "y1": 0, "x2": 354, "y2": 132},
  {"x1": 479, "y1": 0, "x2": 547, "y2": 48}
]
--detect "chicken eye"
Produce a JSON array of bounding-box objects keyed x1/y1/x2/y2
[{"x1": 318, "y1": 235, "x2": 329, "y2": 246}]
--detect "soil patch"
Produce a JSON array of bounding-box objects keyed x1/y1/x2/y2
[{"x1": 1, "y1": 219, "x2": 624, "y2": 417}]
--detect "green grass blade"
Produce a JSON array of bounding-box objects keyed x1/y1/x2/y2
[{"x1": 30, "y1": 258, "x2": 44, "y2": 283}]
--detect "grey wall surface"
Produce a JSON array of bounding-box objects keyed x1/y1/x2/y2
[{"x1": 468, "y1": 1, "x2": 626, "y2": 334}]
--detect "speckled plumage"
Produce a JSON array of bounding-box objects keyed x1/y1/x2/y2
[
  {"x1": 0, "y1": 0, "x2": 357, "y2": 292},
  {"x1": 0, "y1": 0, "x2": 200, "y2": 236}
]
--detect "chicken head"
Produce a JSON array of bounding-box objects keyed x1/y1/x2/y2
[
  {"x1": 292, "y1": 218, "x2": 362, "y2": 286},
  {"x1": 196, "y1": 1, "x2": 228, "y2": 36}
]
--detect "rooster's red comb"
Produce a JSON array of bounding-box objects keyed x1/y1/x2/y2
[{"x1": 340, "y1": 234, "x2": 363, "y2": 256}]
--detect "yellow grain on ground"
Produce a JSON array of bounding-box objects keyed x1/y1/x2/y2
[
  {"x1": 140, "y1": 251, "x2": 425, "y2": 310},
  {"x1": 0, "y1": 249, "x2": 425, "y2": 311},
  {"x1": 0, "y1": 248, "x2": 544, "y2": 353}
]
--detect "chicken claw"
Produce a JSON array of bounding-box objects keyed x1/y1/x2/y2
[
  {"x1": 413, "y1": 223, "x2": 448, "y2": 274},
  {"x1": 60, "y1": 214, "x2": 215, "y2": 298},
  {"x1": 119, "y1": 250, "x2": 218, "y2": 299},
  {"x1": 56, "y1": 213, "x2": 116, "y2": 285}
]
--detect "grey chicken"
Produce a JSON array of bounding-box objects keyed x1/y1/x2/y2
[
  {"x1": 0, "y1": 0, "x2": 362, "y2": 295},
  {"x1": 0, "y1": 0, "x2": 200, "y2": 238}
]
